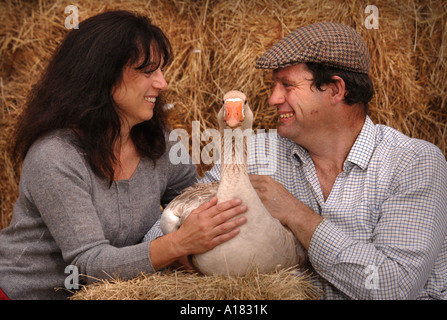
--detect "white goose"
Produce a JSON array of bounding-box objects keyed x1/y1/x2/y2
[{"x1": 161, "y1": 90, "x2": 306, "y2": 275}]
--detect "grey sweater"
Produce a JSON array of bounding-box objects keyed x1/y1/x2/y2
[{"x1": 0, "y1": 130, "x2": 197, "y2": 299}]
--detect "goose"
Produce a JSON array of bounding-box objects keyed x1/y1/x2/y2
[{"x1": 161, "y1": 90, "x2": 306, "y2": 275}]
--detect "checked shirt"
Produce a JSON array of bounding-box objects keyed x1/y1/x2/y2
[{"x1": 202, "y1": 116, "x2": 447, "y2": 299}]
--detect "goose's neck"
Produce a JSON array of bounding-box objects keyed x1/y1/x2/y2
[{"x1": 220, "y1": 128, "x2": 250, "y2": 182}]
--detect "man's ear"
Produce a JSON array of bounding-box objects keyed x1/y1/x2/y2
[{"x1": 328, "y1": 75, "x2": 346, "y2": 104}]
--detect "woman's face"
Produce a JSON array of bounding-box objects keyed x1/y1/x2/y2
[{"x1": 112, "y1": 51, "x2": 168, "y2": 130}]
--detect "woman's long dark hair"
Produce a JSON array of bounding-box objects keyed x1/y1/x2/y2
[{"x1": 13, "y1": 10, "x2": 172, "y2": 183}]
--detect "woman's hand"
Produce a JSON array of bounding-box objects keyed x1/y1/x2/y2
[
  {"x1": 173, "y1": 197, "x2": 247, "y2": 256},
  {"x1": 149, "y1": 197, "x2": 247, "y2": 270}
]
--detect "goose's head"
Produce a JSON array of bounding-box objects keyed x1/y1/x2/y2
[{"x1": 218, "y1": 90, "x2": 253, "y2": 130}]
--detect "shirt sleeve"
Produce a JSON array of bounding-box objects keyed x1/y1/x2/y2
[
  {"x1": 22, "y1": 136, "x2": 156, "y2": 281},
  {"x1": 308, "y1": 144, "x2": 447, "y2": 299},
  {"x1": 142, "y1": 218, "x2": 164, "y2": 242}
]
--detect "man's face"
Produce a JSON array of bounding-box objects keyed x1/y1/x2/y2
[{"x1": 268, "y1": 63, "x2": 331, "y2": 145}]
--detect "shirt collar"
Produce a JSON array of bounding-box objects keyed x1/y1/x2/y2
[
  {"x1": 290, "y1": 140, "x2": 311, "y2": 165},
  {"x1": 289, "y1": 116, "x2": 376, "y2": 171},
  {"x1": 344, "y1": 116, "x2": 376, "y2": 170}
]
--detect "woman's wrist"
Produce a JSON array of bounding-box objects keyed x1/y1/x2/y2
[{"x1": 149, "y1": 231, "x2": 185, "y2": 270}]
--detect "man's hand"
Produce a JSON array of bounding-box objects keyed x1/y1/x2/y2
[
  {"x1": 249, "y1": 174, "x2": 323, "y2": 250},
  {"x1": 249, "y1": 174, "x2": 297, "y2": 225}
]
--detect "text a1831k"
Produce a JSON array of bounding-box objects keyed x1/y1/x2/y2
[
  {"x1": 179, "y1": 304, "x2": 268, "y2": 316},
  {"x1": 222, "y1": 304, "x2": 267, "y2": 315}
]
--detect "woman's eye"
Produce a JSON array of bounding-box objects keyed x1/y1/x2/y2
[{"x1": 143, "y1": 67, "x2": 164, "y2": 75}]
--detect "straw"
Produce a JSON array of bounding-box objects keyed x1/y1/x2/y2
[{"x1": 71, "y1": 267, "x2": 321, "y2": 300}]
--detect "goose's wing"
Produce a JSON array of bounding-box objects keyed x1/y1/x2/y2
[{"x1": 160, "y1": 182, "x2": 219, "y2": 234}]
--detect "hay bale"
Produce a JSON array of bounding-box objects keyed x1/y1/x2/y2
[
  {"x1": 70, "y1": 267, "x2": 321, "y2": 300},
  {"x1": 1, "y1": 1, "x2": 446, "y2": 228}
]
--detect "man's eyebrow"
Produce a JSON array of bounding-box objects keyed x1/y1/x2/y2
[
  {"x1": 273, "y1": 70, "x2": 313, "y2": 87},
  {"x1": 272, "y1": 69, "x2": 281, "y2": 80},
  {"x1": 272, "y1": 73, "x2": 297, "y2": 85},
  {"x1": 272, "y1": 71, "x2": 287, "y2": 82}
]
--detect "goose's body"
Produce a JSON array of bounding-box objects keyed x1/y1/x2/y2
[{"x1": 161, "y1": 90, "x2": 306, "y2": 275}]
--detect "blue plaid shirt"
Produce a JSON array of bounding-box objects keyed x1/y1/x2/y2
[{"x1": 201, "y1": 116, "x2": 447, "y2": 299}]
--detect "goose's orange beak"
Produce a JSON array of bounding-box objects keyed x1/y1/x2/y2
[{"x1": 224, "y1": 99, "x2": 244, "y2": 128}]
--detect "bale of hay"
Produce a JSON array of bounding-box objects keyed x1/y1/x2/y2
[{"x1": 70, "y1": 267, "x2": 321, "y2": 300}]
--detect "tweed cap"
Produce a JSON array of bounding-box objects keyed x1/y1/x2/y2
[{"x1": 255, "y1": 22, "x2": 371, "y2": 74}]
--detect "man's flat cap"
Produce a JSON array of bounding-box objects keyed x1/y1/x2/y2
[{"x1": 255, "y1": 22, "x2": 371, "y2": 74}]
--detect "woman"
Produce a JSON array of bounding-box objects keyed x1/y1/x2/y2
[{"x1": 0, "y1": 10, "x2": 247, "y2": 300}]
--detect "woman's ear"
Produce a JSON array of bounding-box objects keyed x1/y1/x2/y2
[{"x1": 328, "y1": 75, "x2": 346, "y2": 104}]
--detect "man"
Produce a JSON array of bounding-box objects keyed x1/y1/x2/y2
[{"x1": 203, "y1": 22, "x2": 447, "y2": 299}]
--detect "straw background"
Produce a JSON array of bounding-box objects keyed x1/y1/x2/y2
[
  {"x1": 70, "y1": 267, "x2": 322, "y2": 300},
  {"x1": 0, "y1": 0, "x2": 446, "y2": 300}
]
